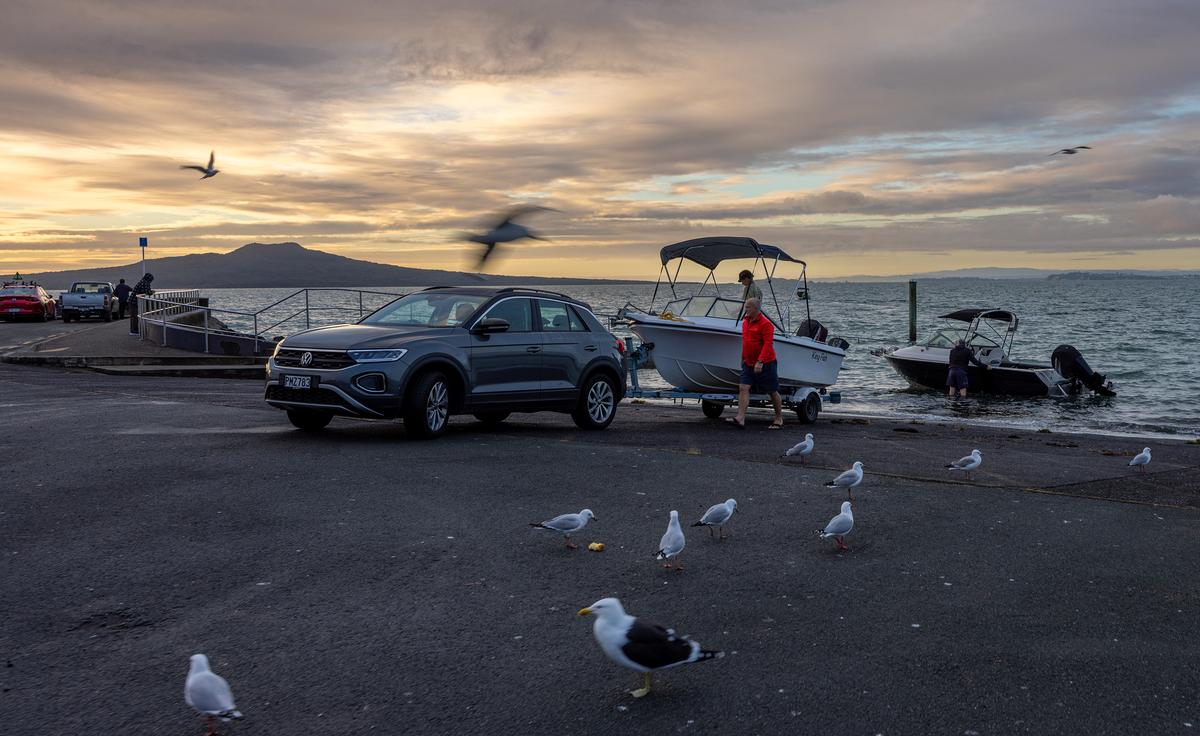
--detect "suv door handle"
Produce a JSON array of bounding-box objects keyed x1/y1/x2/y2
[
  {"x1": 583, "y1": 345, "x2": 597, "y2": 352},
  {"x1": 526, "y1": 346, "x2": 541, "y2": 353}
]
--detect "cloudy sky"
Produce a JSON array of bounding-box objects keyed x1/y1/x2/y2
[{"x1": 2, "y1": 0, "x2": 1198, "y2": 278}]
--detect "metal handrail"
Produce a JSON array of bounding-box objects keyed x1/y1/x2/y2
[{"x1": 136, "y1": 287, "x2": 405, "y2": 355}]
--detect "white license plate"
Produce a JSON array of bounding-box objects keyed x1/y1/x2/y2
[{"x1": 283, "y1": 375, "x2": 312, "y2": 390}]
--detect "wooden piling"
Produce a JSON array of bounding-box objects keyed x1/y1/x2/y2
[{"x1": 908, "y1": 280, "x2": 917, "y2": 343}]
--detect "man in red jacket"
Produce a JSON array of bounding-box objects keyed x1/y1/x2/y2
[{"x1": 728, "y1": 297, "x2": 784, "y2": 429}]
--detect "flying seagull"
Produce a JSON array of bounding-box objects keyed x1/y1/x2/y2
[
  {"x1": 824, "y1": 461, "x2": 864, "y2": 501},
  {"x1": 530, "y1": 509, "x2": 596, "y2": 549},
  {"x1": 817, "y1": 501, "x2": 854, "y2": 551},
  {"x1": 784, "y1": 433, "x2": 814, "y2": 464},
  {"x1": 180, "y1": 151, "x2": 219, "y2": 179},
  {"x1": 691, "y1": 498, "x2": 737, "y2": 540},
  {"x1": 578, "y1": 597, "x2": 723, "y2": 698},
  {"x1": 945, "y1": 449, "x2": 983, "y2": 481},
  {"x1": 1049, "y1": 146, "x2": 1092, "y2": 156},
  {"x1": 1128, "y1": 447, "x2": 1151, "y2": 474},
  {"x1": 654, "y1": 510, "x2": 686, "y2": 570},
  {"x1": 184, "y1": 654, "x2": 242, "y2": 735},
  {"x1": 466, "y1": 206, "x2": 557, "y2": 268}
]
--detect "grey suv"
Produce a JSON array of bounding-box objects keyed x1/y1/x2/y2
[{"x1": 264, "y1": 287, "x2": 627, "y2": 438}]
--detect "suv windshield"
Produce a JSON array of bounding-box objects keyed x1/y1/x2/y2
[{"x1": 363, "y1": 292, "x2": 488, "y2": 327}]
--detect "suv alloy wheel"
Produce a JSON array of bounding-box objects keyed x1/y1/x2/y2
[
  {"x1": 405, "y1": 371, "x2": 452, "y2": 439},
  {"x1": 572, "y1": 373, "x2": 617, "y2": 430}
]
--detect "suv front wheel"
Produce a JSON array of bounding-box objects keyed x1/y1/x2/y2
[
  {"x1": 405, "y1": 370, "x2": 452, "y2": 439},
  {"x1": 572, "y1": 373, "x2": 617, "y2": 430}
]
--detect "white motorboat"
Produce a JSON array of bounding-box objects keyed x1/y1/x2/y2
[{"x1": 618, "y1": 236, "x2": 848, "y2": 396}]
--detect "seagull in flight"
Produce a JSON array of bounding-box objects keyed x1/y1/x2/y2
[
  {"x1": 180, "y1": 151, "x2": 220, "y2": 179},
  {"x1": 466, "y1": 206, "x2": 557, "y2": 269},
  {"x1": 1049, "y1": 146, "x2": 1092, "y2": 156}
]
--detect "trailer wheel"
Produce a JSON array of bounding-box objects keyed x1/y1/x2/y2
[
  {"x1": 701, "y1": 400, "x2": 725, "y2": 419},
  {"x1": 795, "y1": 393, "x2": 821, "y2": 424}
]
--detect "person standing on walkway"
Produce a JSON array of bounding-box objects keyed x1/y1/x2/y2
[
  {"x1": 738, "y1": 270, "x2": 763, "y2": 304},
  {"x1": 114, "y1": 278, "x2": 132, "y2": 319},
  {"x1": 727, "y1": 297, "x2": 784, "y2": 429},
  {"x1": 947, "y1": 339, "x2": 989, "y2": 397}
]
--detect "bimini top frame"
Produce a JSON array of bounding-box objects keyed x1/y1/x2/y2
[{"x1": 650, "y1": 236, "x2": 811, "y2": 330}]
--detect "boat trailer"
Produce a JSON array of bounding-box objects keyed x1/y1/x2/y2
[{"x1": 622, "y1": 339, "x2": 840, "y2": 424}]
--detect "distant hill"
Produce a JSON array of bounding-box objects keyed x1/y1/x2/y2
[{"x1": 21, "y1": 242, "x2": 633, "y2": 290}]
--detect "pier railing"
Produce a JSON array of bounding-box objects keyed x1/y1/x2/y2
[{"x1": 136, "y1": 288, "x2": 405, "y2": 356}]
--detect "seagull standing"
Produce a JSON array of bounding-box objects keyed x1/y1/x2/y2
[
  {"x1": 654, "y1": 510, "x2": 686, "y2": 570},
  {"x1": 824, "y1": 461, "x2": 864, "y2": 501},
  {"x1": 691, "y1": 498, "x2": 736, "y2": 540},
  {"x1": 530, "y1": 509, "x2": 596, "y2": 549},
  {"x1": 784, "y1": 433, "x2": 814, "y2": 464},
  {"x1": 466, "y1": 206, "x2": 557, "y2": 268},
  {"x1": 180, "y1": 151, "x2": 220, "y2": 179},
  {"x1": 945, "y1": 449, "x2": 983, "y2": 481},
  {"x1": 817, "y1": 501, "x2": 855, "y2": 551},
  {"x1": 1128, "y1": 447, "x2": 1151, "y2": 474},
  {"x1": 184, "y1": 654, "x2": 242, "y2": 735},
  {"x1": 578, "y1": 597, "x2": 723, "y2": 698},
  {"x1": 1049, "y1": 146, "x2": 1092, "y2": 156}
]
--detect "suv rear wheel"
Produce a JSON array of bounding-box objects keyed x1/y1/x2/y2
[
  {"x1": 572, "y1": 373, "x2": 617, "y2": 430},
  {"x1": 288, "y1": 409, "x2": 332, "y2": 431},
  {"x1": 405, "y1": 370, "x2": 452, "y2": 439}
]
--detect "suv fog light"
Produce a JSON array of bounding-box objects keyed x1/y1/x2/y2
[{"x1": 354, "y1": 372, "x2": 387, "y2": 393}]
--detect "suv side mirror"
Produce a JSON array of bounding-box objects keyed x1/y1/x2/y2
[{"x1": 472, "y1": 317, "x2": 510, "y2": 334}]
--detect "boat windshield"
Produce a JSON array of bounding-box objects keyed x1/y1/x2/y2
[
  {"x1": 923, "y1": 328, "x2": 1000, "y2": 349},
  {"x1": 663, "y1": 295, "x2": 749, "y2": 321}
]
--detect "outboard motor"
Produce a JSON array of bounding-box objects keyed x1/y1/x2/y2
[{"x1": 1052, "y1": 344, "x2": 1116, "y2": 396}]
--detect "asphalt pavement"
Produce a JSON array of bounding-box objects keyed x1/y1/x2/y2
[{"x1": 1, "y1": 363, "x2": 1197, "y2": 735}]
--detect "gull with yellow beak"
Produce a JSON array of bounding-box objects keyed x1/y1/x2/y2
[{"x1": 577, "y1": 597, "x2": 723, "y2": 698}]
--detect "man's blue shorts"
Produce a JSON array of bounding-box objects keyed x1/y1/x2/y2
[
  {"x1": 947, "y1": 366, "x2": 969, "y2": 390},
  {"x1": 740, "y1": 360, "x2": 780, "y2": 393}
]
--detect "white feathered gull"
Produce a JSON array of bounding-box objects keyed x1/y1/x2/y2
[
  {"x1": 654, "y1": 510, "x2": 686, "y2": 570},
  {"x1": 691, "y1": 498, "x2": 736, "y2": 540},
  {"x1": 530, "y1": 509, "x2": 595, "y2": 549},
  {"x1": 817, "y1": 501, "x2": 855, "y2": 551},
  {"x1": 824, "y1": 461, "x2": 863, "y2": 500},
  {"x1": 578, "y1": 597, "x2": 723, "y2": 698},
  {"x1": 784, "y1": 433, "x2": 814, "y2": 464},
  {"x1": 184, "y1": 654, "x2": 242, "y2": 735},
  {"x1": 945, "y1": 449, "x2": 983, "y2": 480},
  {"x1": 1129, "y1": 447, "x2": 1151, "y2": 473}
]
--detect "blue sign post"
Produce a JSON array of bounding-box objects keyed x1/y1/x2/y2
[{"x1": 139, "y1": 237, "x2": 148, "y2": 275}]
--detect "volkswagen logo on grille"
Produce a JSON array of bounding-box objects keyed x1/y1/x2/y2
[{"x1": 300, "y1": 351, "x2": 314, "y2": 367}]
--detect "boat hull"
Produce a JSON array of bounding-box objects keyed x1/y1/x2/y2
[
  {"x1": 883, "y1": 352, "x2": 1060, "y2": 396},
  {"x1": 629, "y1": 315, "x2": 843, "y2": 392}
]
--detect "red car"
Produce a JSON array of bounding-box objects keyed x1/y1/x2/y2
[{"x1": 0, "y1": 283, "x2": 58, "y2": 321}]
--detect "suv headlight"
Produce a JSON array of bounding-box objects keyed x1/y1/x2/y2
[
  {"x1": 348, "y1": 348, "x2": 408, "y2": 363},
  {"x1": 271, "y1": 340, "x2": 284, "y2": 358}
]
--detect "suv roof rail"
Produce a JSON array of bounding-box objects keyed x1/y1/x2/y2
[{"x1": 494, "y1": 286, "x2": 574, "y2": 299}]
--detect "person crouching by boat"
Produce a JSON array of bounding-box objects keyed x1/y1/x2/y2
[
  {"x1": 727, "y1": 297, "x2": 784, "y2": 430},
  {"x1": 948, "y1": 339, "x2": 989, "y2": 397}
]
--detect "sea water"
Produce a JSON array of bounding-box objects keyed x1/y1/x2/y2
[{"x1": 202, "y1": 278, "x2": 1200, "y2": 438}]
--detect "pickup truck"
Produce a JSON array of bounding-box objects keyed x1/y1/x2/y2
[{"x1": 60, "y1": 281, "x2": 120, "y2": 322}]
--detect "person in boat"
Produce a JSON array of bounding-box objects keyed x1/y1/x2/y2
[
  {"x1": 738, "y1": 270, "x2": 762, "y2": 303},
  {"x1": 948, "y1": 339, "x2": 989, "y2": 397},
  {"x1": 727, "y1": 297, "x2": 784, "y2": 429}
]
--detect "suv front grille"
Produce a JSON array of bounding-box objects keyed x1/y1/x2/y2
[
  {"x1": 265, "y1": 384, "x2": 356, "y2": 411},
  {"x1": 274, "y1": 349, "x2": 355, "y2": 370}
]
